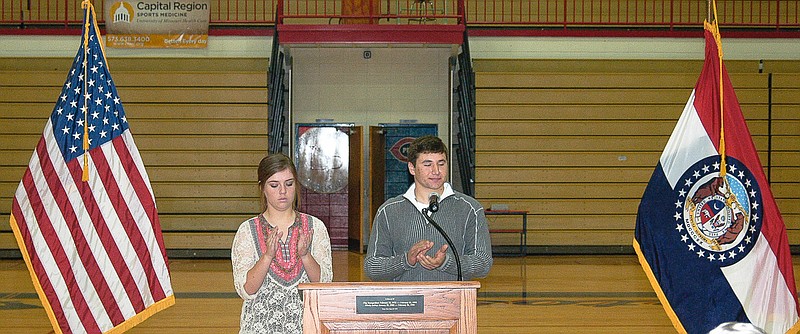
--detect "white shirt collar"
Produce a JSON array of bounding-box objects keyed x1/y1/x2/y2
[{"x1": 403, "y1": 183, "x2": 454, "y2": 212}]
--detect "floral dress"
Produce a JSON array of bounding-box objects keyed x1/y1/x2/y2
[{"x1": 232, "y1": 213, "x2": 333, "y2": 334}]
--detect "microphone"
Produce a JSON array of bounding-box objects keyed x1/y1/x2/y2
[{"x1": 428, "y1": 192, "x2": 440, "y2": 213}]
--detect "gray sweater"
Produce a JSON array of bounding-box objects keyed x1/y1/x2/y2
[{"x1": 364, "y1": 191, "x2": 493, "y2": 281}]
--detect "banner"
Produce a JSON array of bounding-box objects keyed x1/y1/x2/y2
[{"x1": 104, "y1": 0, "x2": 210, "y2": 48}]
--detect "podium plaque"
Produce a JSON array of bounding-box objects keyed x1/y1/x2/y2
[{"x1": 299, "y1": 281, "x2": 480, "y2": 333}]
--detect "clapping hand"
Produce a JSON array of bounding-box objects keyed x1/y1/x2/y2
[
  {"x1": 263, "y1": 228, "x2": 283, "y2": 262},
  {"x1": 407, "y1": 240, "x2": 433, "y2": 266},
  {"x1": 297, "y1": 229, "x2": 312, "y2": 258},
  {"x1": 417, "y1": 244, "x2": 448, "y2": 270}
]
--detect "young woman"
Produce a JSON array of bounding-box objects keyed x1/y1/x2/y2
[{"x1": 231, "y1": 153, "x2": 332, "y2": 333}]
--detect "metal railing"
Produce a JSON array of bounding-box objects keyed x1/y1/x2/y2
[
  {"x1": 278, "y1": 0, "x2": 460, "y2": 23},
  {"x1": 469, "y1": 0, "x2": 800, "y2": 28},
  {"x1": 454, "y1": 26, "x2": 476, "y2": 197},
  {"x1": 2, "y1": 0, "x2": 799, "y2": 30}
]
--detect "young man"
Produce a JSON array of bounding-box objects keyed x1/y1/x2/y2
[{"x1": 364, "y1": 135, "x2": 493, "y2": 281}]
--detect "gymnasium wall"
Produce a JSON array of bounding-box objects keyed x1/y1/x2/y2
[
  {"x1": 0, "y1": 37, "x2": 797, "y2": 255},
  {"x1": 474, "y1": 59, "x2": 799, "y2": 252}
]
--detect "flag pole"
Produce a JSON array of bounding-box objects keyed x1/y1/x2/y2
[{"x1": 81, "y1": 0, "x2": 92, "y2": 181}]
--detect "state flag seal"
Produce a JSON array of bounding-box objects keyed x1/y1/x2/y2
[{"x1": 675, "y1": 155, "x2": 762, "y2": 265}]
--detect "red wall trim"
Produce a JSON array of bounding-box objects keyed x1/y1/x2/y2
[{"x1": 277, "y1": 24, "x2": 464, "y2": 44}]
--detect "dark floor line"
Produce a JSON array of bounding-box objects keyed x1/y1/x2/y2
[{"x1": 0, "y1": 291, "x2": 657, "y2": 300}]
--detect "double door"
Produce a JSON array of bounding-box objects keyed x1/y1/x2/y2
[{"x1": 294, "y1": 123, "x2": 436, "y2": 252}]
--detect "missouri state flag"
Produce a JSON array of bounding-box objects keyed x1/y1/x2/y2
[
  {"x1": 9, "y1": 2, "x2": 174, "y2": 333},
  {"x1": 634, "y1": 21, "x2": 800, "y2": 334}
]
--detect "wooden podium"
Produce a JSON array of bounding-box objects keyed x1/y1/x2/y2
[{"x1": 298, "y1": 281, "x2": 480, "y2": 333}]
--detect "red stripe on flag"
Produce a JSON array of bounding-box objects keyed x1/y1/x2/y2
[
  {"x1": 716, "y1": 82, "x2": 795, "y2": 289},
  {"x1": 88, "y1": 143, "x2": 167, "y2": 301},
  {"x1": 723, "y1": 95, "x2": 799, "y2": 314},
  {"x1": 63, "y1": 157, "x2": 149, "y2": 315},
  {"x1": 21, "y1": 162, "x2": 100, "y2": 333},
  {"x1": 113, "y1": 137, "x2": 169, "y2": 269},
  {"x1": 58, "y1": 156, "x2": 148, "y2": 318},
  {"x1": 35, "y1": 140, "x2": 126, "y2": 326},
  {"x1": 11, "y1": 198, "x2": 72, "y2": 333}
]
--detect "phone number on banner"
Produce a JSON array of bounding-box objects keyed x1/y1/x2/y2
[{"x1": 106, "y1": 34, "x2": 208, "y2": 48}]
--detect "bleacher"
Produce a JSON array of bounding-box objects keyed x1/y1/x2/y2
[
  {"x1": 0, "y1": 57, "x2": 269, "y2": 257},
  {"x1": 0, "y1": 56, "x2": 798, "y2": 256},
  {"x1": 473, "y1": 59, "x2": 799, "y2": 251}
]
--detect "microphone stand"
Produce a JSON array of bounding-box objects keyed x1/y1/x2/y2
[{"x1": 422, "y1": 208, "x2": 462, "y2": 281}]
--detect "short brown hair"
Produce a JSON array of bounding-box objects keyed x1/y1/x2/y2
[
  {"x1": 407, "y1": 135, "x2": 448, "y2": 166},
  {"x1": 257, "y1": 153, "x2": 300, "y2": 211}
]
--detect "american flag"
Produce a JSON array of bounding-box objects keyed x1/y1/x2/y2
[{"x1": 8, "y1": 3, "x2": 174, "y2": 333}]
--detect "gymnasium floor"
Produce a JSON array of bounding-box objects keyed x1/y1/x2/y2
[{"x1": 1, "y1": 252, "x2": 694, "y2": 333}]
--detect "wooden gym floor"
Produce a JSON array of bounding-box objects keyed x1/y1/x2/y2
[{"x1": 7, "y1": 251, "x2": 780, "y2": 333}]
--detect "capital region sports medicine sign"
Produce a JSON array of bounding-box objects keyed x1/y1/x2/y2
[{"x1": 104, "y1": 0, "x2": 209, "y2": 48}]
